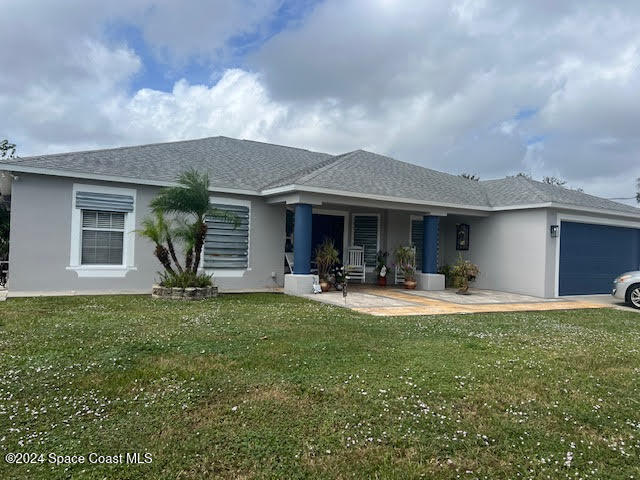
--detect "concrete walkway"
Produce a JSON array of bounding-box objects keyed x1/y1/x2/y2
[{"x1": 304, "y1": 286, "x2": 607, "y2": 316}]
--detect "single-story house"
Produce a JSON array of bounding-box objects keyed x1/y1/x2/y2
[{"x1": 0, "y1": 135, "x2": 639, "y2": 297}]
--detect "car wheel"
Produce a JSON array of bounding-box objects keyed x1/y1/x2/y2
[{"x1": 626, "y1": 284, "x2": 640, "y2": 309}]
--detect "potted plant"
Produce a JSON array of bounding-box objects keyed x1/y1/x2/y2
[
  {"x1": 451, "y1": 254, "x2": 480, "y2": 294},
  {"x1": 375, "y1": 250, "x2": 389, "y2": 286},
  {"x1": 394, "y1": 245, "x2": 417, "y2": 289},
  {"x1": 315, "y1": 238, "x2": 340, "y2": 292},
  {"x1": 331, "y1": 264, "x2": 346, "y2": 290}
]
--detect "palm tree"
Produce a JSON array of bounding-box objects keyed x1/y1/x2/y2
[
  {"x1": 172, "y1": 219, "x2": 197, "y2": 271},
  {"x1": 138, "y1": 212, "x2": 176, "y2": 275},
  {"x1": 150, "y1": 169, "x2": 235, "y2": 274}
]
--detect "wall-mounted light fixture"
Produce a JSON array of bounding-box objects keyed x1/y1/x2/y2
[{"x1": 550, "y1": 225, "x2": 559, "y2": 238}]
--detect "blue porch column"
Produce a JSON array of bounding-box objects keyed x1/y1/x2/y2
[
  {"x1": 293, "y1": 203, "x2": 312, "y2": 274},
  {"x1": 423, "y1": 215, "x2": 439, "y2": 274}
]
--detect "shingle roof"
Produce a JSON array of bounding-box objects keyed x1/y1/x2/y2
[
  {"x1": 1, "y1": 136, "x2": 331, "y2": 192},
  {"x1": 482, "y1": 176, "x2": 640, "y2": 215},
  {"x1": 273, "y1": 149, "x2": 491, "y2": 207},
  {"x1": 1, "y1": 136, "x2": 638, "y2": 216}
]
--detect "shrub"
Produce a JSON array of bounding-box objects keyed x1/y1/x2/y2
[
  {"x1": 394, "y1": 245, "x2": 416, "y2": 282},
  {"x1": 158, "y1": 270, "x2": 213, "y2": 288},
  {"x1": 451, "y1": 254, "x2": 480, "y2": 293},
  {"x1": 315, "y1": 238, "x2": 339, "y2": 281}
]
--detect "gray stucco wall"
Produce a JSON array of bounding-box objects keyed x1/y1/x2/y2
[
  {"x1": 440, "y1": 209, "x2": 549, "y2": 297},
  {"x1": 8, "y1": 174, "x2": 285, "y2": 293},
  {"x1": 7, "y1": 173, "x2": 564, "y2": 297}
]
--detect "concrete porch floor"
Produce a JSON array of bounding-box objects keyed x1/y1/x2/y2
[{"x1": 303, "y1": 286, "x2": 607, "y2": 316}]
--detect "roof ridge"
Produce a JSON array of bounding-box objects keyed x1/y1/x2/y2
[
  {"x1": 293, "y1": 151, "x2": 359, "y2": 185},
  {"x1": 12, "y1": 136, "x2": 230, "y2": 161},
  {"x1": 474, "y1": 177, "x2": 493, "y2": 206},
  {"x1": 239, "y1": 137, "x2": 330, "y2": 155},
  {"x1": 358, "y1": 149, "x2": 453, "y2": 177},
  {"x1": 514, "y1": 176, "x2": 550, "y2": 203},
  {"x1": 259, "y1": 152, "x2": 347, "y2": 189},
  {"x1": 12, "y1": 135, "x2": 335, "y2": 163}
]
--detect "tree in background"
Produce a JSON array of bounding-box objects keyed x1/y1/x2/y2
[
  {"x1": 542, "y1": 176, "x2": 567, "y2": 187},
  {"x1": 0, "y1": 139, "x2": 15, "y2": 263},
  {"x1": 0, "y1": 201, "x2": 8, "y2": 261},
  {"x1": 0, "y1": 139, "x2": 15, "y2": 161},
  {"x1": 460, "y1": 173, "x2": 480, "y2": 181},
  {"x1": 636, "y1": 178, "x2": 640, "y2": 204},
  {"x1": 514, "y1": 172, "x2": 582, "y2": 191},
  {"x1": 515, "y1": 172, "x2": 532, "y2": 179}
]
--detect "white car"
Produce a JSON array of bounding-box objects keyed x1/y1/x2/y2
[{"x1": 612, "y1": 271, "x2": 640, "y2": 309}]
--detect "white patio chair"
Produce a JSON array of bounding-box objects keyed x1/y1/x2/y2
[
  {"x1": 346, "y1": 246, "x2": 366, "y2": 283},
  {"x1": 285, "y1": 252, "x2": 318, "y2": 274},
  {"x1": 285, "y1": 252, "x2": 294, "y2": 274},
  {"x1": 394, "y1": 246, "x2": 416, "y2": 284}
]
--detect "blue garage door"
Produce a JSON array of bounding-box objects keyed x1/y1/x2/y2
[{"x1": 559, "y1": 221, "x2": 640, "y2": 295}]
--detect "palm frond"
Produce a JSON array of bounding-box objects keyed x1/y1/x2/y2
[
  {"x1": 138, "y1": 214, "x2": 164, "y2": 245},
  {"x1": 150, "y1": 168, "x2": 210, "y2": 218},
  {"x1": 172, "y1": 218, "x2": 197, "y2": 250},
  {"x1": 206, "y1": 206, "x2": 239, "y2": 227}
]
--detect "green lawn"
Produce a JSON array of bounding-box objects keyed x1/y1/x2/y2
[{"x1": 0, "y1": 294, "x2": 639, "y2": 479}]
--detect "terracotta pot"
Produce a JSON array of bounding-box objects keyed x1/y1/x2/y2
[
  {"x1": 403, "y1": 280, "x2": 417, "y2": 290},
  {"x1": 377, "y1": 276, "x2": 387, "y2": 286},
  {"x1": 319, "y1": 280, "x2": 331, "y2": 292}
]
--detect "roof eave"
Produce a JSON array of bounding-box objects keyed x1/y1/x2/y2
[
  {"x1": 3, "y1": 164, "x2": 638, "y2": 219},
  {"x1": 263, "y1": 184, "x2": 640, "y2": 219},
  {"x1": 0, "y1": 163, "x2": 261, "y2": 196},
  {"x1": 260, "y1": 184, "x2": 493, "y2": 211}
]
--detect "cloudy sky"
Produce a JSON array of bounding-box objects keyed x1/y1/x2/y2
[{"x1": 1, "y1": 0, "x2": 639, "y2": 203}]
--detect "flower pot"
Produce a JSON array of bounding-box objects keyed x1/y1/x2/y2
[
  {"x1": 377, "y1": 276, "x2": 387, "y2": 287},
  {"x1": 403, "y1": 280, "x2": 417, "y2": 290},
  {"x1": 319, "y1": 280, "x2": 331, "y2": 292}
]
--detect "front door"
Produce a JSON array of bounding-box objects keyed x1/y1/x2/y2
[{"x1": 312, "y1": 214, "x2": 344, "y2": 263}]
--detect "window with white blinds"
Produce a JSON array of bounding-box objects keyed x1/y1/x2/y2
[
  {"x1": 81, "y1": 210, "x2": 125, "y2": 265},
  {"x1": 352, "y1": 215, "x2": 379, "y2": 268}
]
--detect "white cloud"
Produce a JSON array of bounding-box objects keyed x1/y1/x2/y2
[
  {"x1": 1, "y1": 0, "x2": 639, "y2": 204},
  {"x1": 114, "y1": 69, "x2": 287, "y2": 143}
]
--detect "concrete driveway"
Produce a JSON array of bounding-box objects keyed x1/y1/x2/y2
[
  {"x1": 563, "y1": 294, "x2": 639, "y2": 313},
  {"x1": 303, "y1": 286, "x2": 607, "y2": 316}
]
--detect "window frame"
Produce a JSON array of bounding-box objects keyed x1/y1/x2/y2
[
  {"x1": 68, "y1": 183, "x2": 137, "y2": 278},
  {"x1": 202, "y1": 196, "x2": 251, "y2": 278}
]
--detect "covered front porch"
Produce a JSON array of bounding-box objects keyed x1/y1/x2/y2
[{"x1": 268, "y1": 191, "x2": 487, "y2": 296}]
